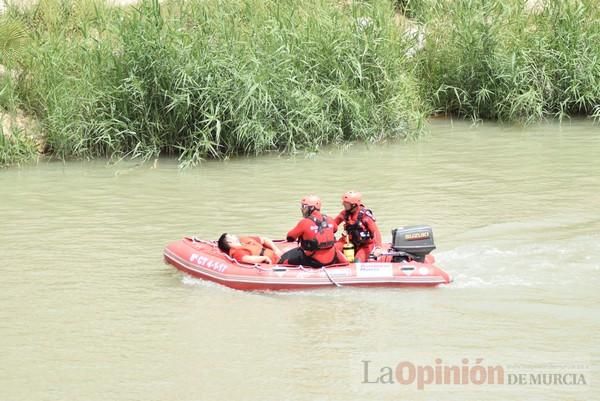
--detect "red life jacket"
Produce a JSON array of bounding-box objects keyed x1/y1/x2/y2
[
  {"x1": 300, "y1": 215, "x2": 336, "y2": 251},
  {"x1": 229, "y1": 236, "x2": 278, "y2": 264},
  {"x1": 345, "y1": 207, "x2": 375, "y2": 246}
]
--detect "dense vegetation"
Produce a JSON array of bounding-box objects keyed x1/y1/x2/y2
[
  {"x1": 414, "y1": 0, "x2": 600, "y2": 122},
  {"x1": 1, "y1": 0, "x2": 599, "y2": 167}
]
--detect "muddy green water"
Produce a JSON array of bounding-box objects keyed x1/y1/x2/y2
[{"x1": 1, "y1": 120, "x2": 599, "y2": 400}]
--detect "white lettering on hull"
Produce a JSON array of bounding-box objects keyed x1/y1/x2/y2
[
  {"x1": 355, "y1": 263, "x2": 393, "y2": 277},
  {"x1": 190, "y1": 253, "x2": 228, "y2": 273}
]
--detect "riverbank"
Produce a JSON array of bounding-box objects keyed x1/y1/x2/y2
[{"x1": 1, "y1": 0, "x2": 599, "y2": 167}]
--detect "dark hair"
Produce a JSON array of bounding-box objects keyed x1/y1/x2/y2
[{"x1": 217, "y1": 233, "x2": 230, "y2": 253}]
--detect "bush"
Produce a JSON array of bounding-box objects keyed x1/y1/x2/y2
[{"x1": 9, "y1": 0, "x2": 424, "y2": 166}]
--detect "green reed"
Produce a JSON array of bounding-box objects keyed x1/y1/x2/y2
[
  {"x1": 2, "y1": 0, "x2": 598, "y2": 167},
  {"x1": 416, "y1": 0, "x2": 600, "y2": 122},
  {"x1": 5, "y1": 0, "x2": 424, "y2": 166},
  {"x1": 0, "y1": 126, "x2": 37, "y2": 167}
]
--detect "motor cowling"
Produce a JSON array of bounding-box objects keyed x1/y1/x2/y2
[{"x1": 391, "y1": 225, "x2": 436, "y2": 262}]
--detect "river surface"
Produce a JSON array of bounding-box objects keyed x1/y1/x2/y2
[{"x1": 1, "y1": 120, "x2": 598, "y2": 400}]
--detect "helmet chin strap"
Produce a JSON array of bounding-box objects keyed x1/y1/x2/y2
[{"x1": 302, "y1": 206, "x2": 317, "y2": 217}]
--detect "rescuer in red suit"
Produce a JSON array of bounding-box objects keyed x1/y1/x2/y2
[
  {"x1": 334, "y1": 191, "x2": 383, "y2": 262},
  {"x1": 279, "y1": 195, "x2": 343, "y2": 268}
]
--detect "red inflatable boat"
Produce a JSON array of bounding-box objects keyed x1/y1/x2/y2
[{"x1": 164, "y1": 227, "x2": 452, "y2": 291}]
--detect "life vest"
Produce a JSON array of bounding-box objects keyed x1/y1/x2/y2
[
  {"x1": 229, "y1": 237, "x2": 278, "y2": 264},
  {"x1": 300, "y1": 215, "x2": 336, "y2": 251},
  {"x1": 239, "y1": 237, "x2": 263, "y2": 255},
  {"x1": 345, "y1": 207, "x2": 375, "y2": 247}
]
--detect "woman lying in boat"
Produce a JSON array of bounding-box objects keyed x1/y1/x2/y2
[{"x1": 217, "y1": 233, "x2": 283, "y2": 265}]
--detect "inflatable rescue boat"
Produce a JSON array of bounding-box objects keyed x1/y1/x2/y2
[{"x1": 164, "y1": 226, "x2": 452, "y2": 291}]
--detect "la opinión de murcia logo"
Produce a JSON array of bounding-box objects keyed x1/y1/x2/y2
[{"x1": 361, "y1": 359, "x2": 588, "y2": 390}]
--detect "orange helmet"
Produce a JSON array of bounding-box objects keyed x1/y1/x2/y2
[
  {"x1": 342, "y1": 191, "x2": 362, "y2": 205},
  {"x1": 301, "y1": 195, "x2": 321, "y2": 210}
]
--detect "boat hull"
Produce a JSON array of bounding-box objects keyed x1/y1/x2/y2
[{"x1": 164, "y1": 238, "x2": 452, "y2": 291}]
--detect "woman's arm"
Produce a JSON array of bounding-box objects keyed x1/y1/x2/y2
[
  {"x1": 260, "y1": 237, "x2": 283, "y2": 258},
  {"x1": 240, "y1": 255, "x2": 272, "y2": 264}
]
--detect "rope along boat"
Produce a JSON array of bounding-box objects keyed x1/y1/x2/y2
[{"x1": 164, "y1": 226, "x2": 452, "y2": 291}]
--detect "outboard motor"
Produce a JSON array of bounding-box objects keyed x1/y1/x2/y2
[{"x1": 391, "y1": 225, "x2": 436, "y2": 262}]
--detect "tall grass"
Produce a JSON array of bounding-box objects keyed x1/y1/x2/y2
[
  {"x1": 1, "y1": 14, "x2": 28, "y2": 111},
  {"x1": 416, "y1": 0, "x2": 600, "y2": 122},
  {"x1": 6, "y1": 0, "x2": 424, "y2": 166},
  {"x1": 0, "y1": 15, "x2": 27, "y2": 65},
  {"x1": 2, "y1": 0, "x2": 599, "y2": 167},
  {"x1": 0, "y1": 126, "x2": 37, "y2": 167},
  {"x1": 0, "y1": 13, "x2": 38, "y2": 167}
]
